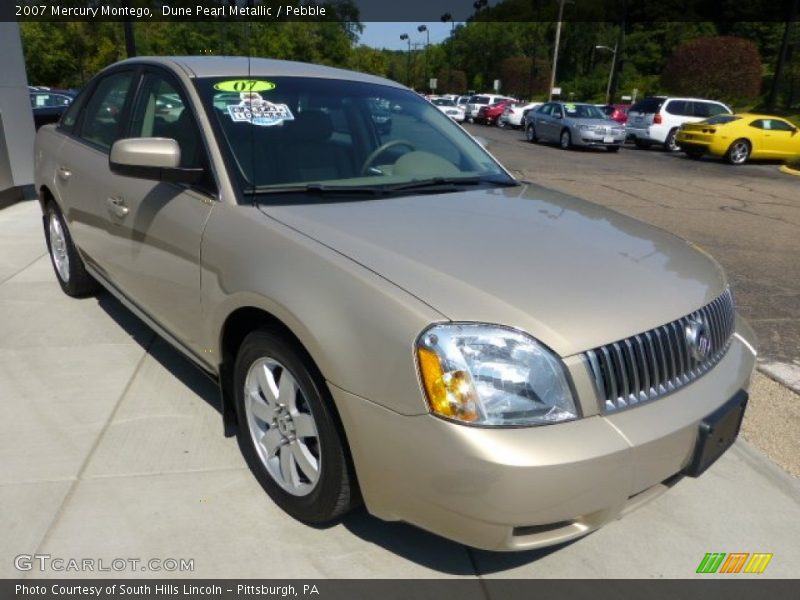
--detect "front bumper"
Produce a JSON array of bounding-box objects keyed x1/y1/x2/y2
[
  {"x1": 331, "y1": 317, "x2": 756, "y2": 551},
  {"x1": 574, "y1": 129, "x2": 626, "y2": 147}
]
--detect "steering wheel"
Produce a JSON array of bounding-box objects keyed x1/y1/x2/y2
[{"x1": 360, "y1": 140, "x2": 416, "y2": 175}]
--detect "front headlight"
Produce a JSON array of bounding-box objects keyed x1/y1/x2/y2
[{"x1": 415, "y1": 323, "x2": 578, "y2": 426}]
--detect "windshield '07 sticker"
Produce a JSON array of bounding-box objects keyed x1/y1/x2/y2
[
  {"x1": 214, "y1": 79, "x2": 276, "y2": 93},
  {"x1": 226, "y1": 92, "x2": 294, "y2": 127}
]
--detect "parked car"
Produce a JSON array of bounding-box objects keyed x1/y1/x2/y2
[
  {"x1": 500, "y1": 102, "x2": 542, "y2": 129},
  {"x1": 35, "y1": 56, "x2": 755, "y2": 552},
  {"x1": 601, "y1": 103, "x2": 631, "y2": 125},
  {"x1": 626, "y1": 96, "x2": 732, "y2": 151},
  {"x1": 676, "y1": 113, "x2": 800, "y2": 165},
  {"x1": 476, "y1": 99, "x2": 512, "y2": 125},
  {"x1": 30, "y1": 89, "x2": 75, "y2": 129},
  {"x1": 465, "y1": 93, "x2": 511, "y2": 122},
  {"x1": 431, "y1": 97, "x2": 466, "y2": 122},
  {"x1": 526, "y1": 101, "x2": 626, "y2": 151}
]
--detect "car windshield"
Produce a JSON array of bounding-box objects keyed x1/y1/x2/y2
[
  {"x1": 562, "y1": 104, "x2": 606, "y2": 119},
  {"x1": 432, "y1": 98, "x2": 455, "y2": 106},
  {"x1": 197, "y1": 77, "x2": 512, "y2": 196}
]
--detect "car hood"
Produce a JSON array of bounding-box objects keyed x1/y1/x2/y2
[{"x1": 258, "y1": 184, "x2": 727, "y2": 356}]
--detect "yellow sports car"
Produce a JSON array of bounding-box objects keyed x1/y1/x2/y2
[{"x1": 676, "y1": 113, "x2": 800, "y2": 165}]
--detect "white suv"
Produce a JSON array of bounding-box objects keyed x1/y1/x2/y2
[
  {"x1": 465, "y1": 93, "x2": 512, "y2": 122},
  {"x1": 626, "y1": 96, "x2": 732, "y2": 151}
]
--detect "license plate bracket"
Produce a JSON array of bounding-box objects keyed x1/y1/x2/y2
[
  {"x1": 686, "y1": 391, "x2": 748, "y2": 477},
  {"x1": 603, "y1": 136, "x2": 614, "y2": 143}
]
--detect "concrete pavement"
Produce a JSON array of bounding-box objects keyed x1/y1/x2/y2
[{"x1": 1, "y1": 198, "x2": 799, "y2": 581}]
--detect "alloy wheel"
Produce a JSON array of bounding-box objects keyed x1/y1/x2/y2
[
  {"x1": 244, "y1": 357, "x2": 321, "y2": 496},
  {"x1": 48, "y1": 214, "x2": 71, "y2": 283}
]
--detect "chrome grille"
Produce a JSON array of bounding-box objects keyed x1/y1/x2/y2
[{"x1": 585, "y1": 289, "x2": 735, "y2": 413}]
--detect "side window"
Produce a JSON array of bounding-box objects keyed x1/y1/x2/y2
[
  {"x1": 749, "y1": 120, "x2": 765, "y2": 129},
  {"x1": 553, "y1": 105, "x2": 564, "y2": 118},
  {"x1": 78, "y1": 72, "x2": 134, "y2": 150},
  {"x1": 129, "y1": 73, "x2": 204, "y2": 169},
  {"x1": 706, "y1": 103, "x2": 729, "y2": 117},
  {"x1": 60, "y1": 93, "x2": 84, "y2": 130},
  {"x1": 767, "y1": 119, "x2": 795, "y2": 132},
  {"x1": 665, "y1": 100, "x2": 689, "y2": 116}
]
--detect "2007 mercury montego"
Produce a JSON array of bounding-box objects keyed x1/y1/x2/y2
[{"x1": 34, "y1": 57, "x2": 756, "y2": 551}]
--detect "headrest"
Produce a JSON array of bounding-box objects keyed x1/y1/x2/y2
[{"x1": 287, "y1": 110, "x2": 333, "y2": 143}]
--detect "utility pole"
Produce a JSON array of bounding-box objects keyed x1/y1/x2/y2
[
  {"x1": 400, "y1": 34, "x2": 411, "y2": 88},
  {"x1": 596, "y1": 44, "x2": 617, "y2": 104},
  {"x1": 418, "y1": 25, "x2": 430, "y2": 93},
  {"x1": 121, "y1": 0, "x2": 136, "y2": 57},
  {"x1": 548, "y1": 0, "x2": 570, "y2": 100}
]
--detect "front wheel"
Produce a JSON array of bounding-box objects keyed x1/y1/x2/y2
[
  {"x1": 45, "y1": 202, "x2": 99, "y2": 297},
  {"x1": 725, "y1": 139, "x2": 751, "y2": 165},
  {"x1": 560, "y1": 129, "x2": 572, "y2": 150},
  {"x1": 234, "y1": 329, "x2": 359, "y2": 524}
]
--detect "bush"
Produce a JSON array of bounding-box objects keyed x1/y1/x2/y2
[{"x1": 661, "y1": 37, "x2": 762, "y2": 104}]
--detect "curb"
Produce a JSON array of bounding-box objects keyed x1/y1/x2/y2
[
  {"x1": 756, "y1": 363, "x2": 800, "y2": 396},
  {"x1": 779, "y1": 163, "x2": 800, "y2": 176}
]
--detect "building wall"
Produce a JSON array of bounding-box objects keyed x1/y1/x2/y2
[{"x1": 0, "y1": 22, "x2": 36, "y2": 202}]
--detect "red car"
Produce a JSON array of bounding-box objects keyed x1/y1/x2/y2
[
  {"x1": 477, "y1": 100, "x2": 513, "y2": 125},
  {"x1": 602, "y1": 103, "x2": 631, "y2": 124}
]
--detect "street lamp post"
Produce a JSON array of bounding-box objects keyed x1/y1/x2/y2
[
  {"x1": 595, "y1": 44, "x2": 618, "y2": 104},
  {"x1": 418, "y1": 24, "x2": 430, "y2": 93},
  {"x1": 400, "y1": 33, "x2": 411, "y2": 87}
]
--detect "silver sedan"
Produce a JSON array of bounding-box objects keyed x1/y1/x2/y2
[{"x1": 526, "y1": 102, "x2": 626, "y2": 151}]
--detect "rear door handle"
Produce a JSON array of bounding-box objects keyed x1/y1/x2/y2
[
  {"x1": 106, "y1": 196, "x2": 129, "y2": 218},
  {"x1": 57, "y1": 165, "x2": 71, "y2": 180}
]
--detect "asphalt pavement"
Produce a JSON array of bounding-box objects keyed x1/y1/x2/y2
[{"x1": 1, "y1": 193, "x2": 799, "y2": 580}]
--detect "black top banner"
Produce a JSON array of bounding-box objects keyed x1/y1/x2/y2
[{"x1": 4, "y1": 0, "x2": 799, "y2": 22}]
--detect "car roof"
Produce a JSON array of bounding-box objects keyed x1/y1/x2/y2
[{"x1": 111, "y1": 56, "x2": 405, "y2": 89}]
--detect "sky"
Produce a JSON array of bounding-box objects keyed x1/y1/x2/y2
[{"x1": 358, "y1": 22, "x2": 458, "y2": 51}]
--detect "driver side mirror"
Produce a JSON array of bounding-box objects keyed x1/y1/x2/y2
[{"x1": 109, "y1": 138, "x2": 204, "y2": 184}]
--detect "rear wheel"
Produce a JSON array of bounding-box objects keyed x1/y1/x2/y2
[
  {"x1": 525, "y1": 123, "x2": 538, "y2": 143},
  {"x1": 725, "y1": 139, "x2": 751, "y2": 165},
  {"x1": 234, "y1": 329, "x2": 359, "y2": 524},
  {"x1": 664, "y1": 128, "x2": 681, "y2": 152},
  {"x1": 560, "y1": 129, "x2": 572, "y2": 150},
  {"x1": 45, "y1": 202, "x2": 99, "y2": 297}
]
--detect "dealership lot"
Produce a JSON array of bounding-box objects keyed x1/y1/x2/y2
[
  {"x1": 1, "y1": 157, "x2": 799, "y2": 578},
  {"x1": 469, "y1": 124, "x2": 800, "y2": 384}
]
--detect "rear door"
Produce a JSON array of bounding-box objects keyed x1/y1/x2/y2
[
  {"x1": 627, "y1": 97, "x2": 665, "y2": 129},
  {"x1": 54, "y1": 69, "x2": 138, "y2": 280}
]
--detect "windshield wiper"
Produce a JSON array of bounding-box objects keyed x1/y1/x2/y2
[
  {"x1": 384, "y1": 176, "x2": 519, "y2": 192},
  {"x1": 245, "y1": 183, "x2": 384, "y2": 196}
]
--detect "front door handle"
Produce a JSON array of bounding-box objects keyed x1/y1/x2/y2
[
  {"x1": 57, "y1": 165, "x2": 71, "y2": 180},
  {"x1": 106, "y1": 196, "x2": 129, "y2": 218}
]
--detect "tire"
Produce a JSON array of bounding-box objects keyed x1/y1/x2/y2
[
  {"x1": 234, "y1": 329, "x2": 359, "y2": 524},
  {"x1": 525, "y1": 123, "x2": 538, "y2": 143},
  {"x1": 664, "y1": 128, "x2": 680, "y2": 152},
  {"x1": 634, "y1": 138, "x2": 651, "y2": 149},
  {"x1": 607, "y1": 145, "x2": 621, "y2": 153},
  {"x1": 725, "y1": 139, "x2": 751, "y2": 165},
  {"x1": 497, "y1": 119, "x2": 505, "y2": 128},
  {"x1": 560, "y1": 129, "x2": 572, "y2": 150},
  {"x1": 44, "y1": 202, "x2": 99, "y2": 297}
]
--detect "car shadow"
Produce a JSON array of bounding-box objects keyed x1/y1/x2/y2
[
  {"x1": 91, "y1": 289, "x2": 578, "y2": 575},
  {"x1": 94, "y1": 290, "x2": 223, "y2": 417}
]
